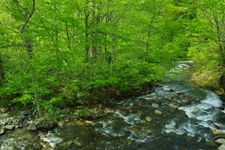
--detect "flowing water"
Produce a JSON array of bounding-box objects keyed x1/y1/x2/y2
[{"x1": 1, "y1": 61, "x2": 225, "y2": 150}]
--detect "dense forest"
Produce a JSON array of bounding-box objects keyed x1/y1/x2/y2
[
  {"x1": 0, "y1": 0, "x2": 225, "y2": 117},
  {"x1": 1, "y1": 0, "x2": 225, "y2": 149}
]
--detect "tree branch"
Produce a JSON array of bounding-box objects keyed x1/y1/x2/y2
[{"x1": 20, "y1": 0, "x2": 36, "y2": 33}]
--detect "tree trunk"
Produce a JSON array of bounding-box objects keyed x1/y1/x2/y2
[
  {"x1": 0, "y1": 54, "x2": 4, "y2": 86},
  {"x1": 84, "y1": 1, "x2": 90, "y2": 62},
  {"x1": 146, "y1": 31, "x2": 150, "y2": 62},
  {"x1": 23, "y1": 35, "x2": 42, "y2": 118}
]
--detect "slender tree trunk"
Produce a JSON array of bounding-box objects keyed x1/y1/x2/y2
[
  {"x1": 146, "y1": 31, "x2": 150, "y2": 62},
  {"x1": 91, "y1": 6, "x2": 97, "y2": 60},
  {"x1": 23, "y1": 35, "x2": 42, "y2": 117},
  {"x1": 0, "y1": 54, "x2": 4, "y2": 86},
  {"x1": 84, "y1": 1, "x2": 90, "y2": 62},
  {"x1": 15, "y1": 0, "x2": 42, "y2": 117}
]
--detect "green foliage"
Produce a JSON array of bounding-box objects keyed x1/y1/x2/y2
[
  {"x1": 74, "y1": 107, "x2": 95, "y2": 118},
  {"x1": 188, "y1": 41, "x2": 223, "y2": 88},
  {"x1": 13, "y1": 92, "x2": 33, "y2": 105},
  {"x1": 1, "y1": 0, "x2": 224, "y2": 115}
]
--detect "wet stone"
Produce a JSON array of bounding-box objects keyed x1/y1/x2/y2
[
  {"x1": 165, "y1": 95, "x2": 175, "y2": 101},
  {"x1": 39, "y1": 132, "x2": 63, "y2": 148},
  {"x1": 17, "y1": 114, "x2": 26, "y2": 120},
  {"x1": 0, "y1": 119, "x2": 7, "y2": 126},
  {"x1": 0, "y1": 128, "x2": 5, "y2": 135},
  {"x1": 4, "y1": 125, "x2": 15, "y2": 130},
  {"x1": 21, "y1": 109, "x2": 32, "y2": 116},
  {"x1": 219, "y1": 144, "x2": 225, "y2": 150},
  {"x1": 162, "y1": 86, "x2": 174, "y2": 92},
  {"x1": 152, "y1": 103, "x2": 159, "y2": 108},
  {"x1": 27, "y1": 123, "x2": 37, "y2": 131},
  {"x1": 155, "y1": 110, "x2": 162, "y2": 115},
  {"x1": 211, "y1": 129, "x2": 225, "y2": 135},
  {"x1": 145, "y1": 116, "x2": 152, "y2": 122},
  {"x1": 215, "y1": 138, "x2": 225, "y2": 144},
  {"x1": 58, "y1": 121, "x2": 64, "y2": 127},
  {"x1": 0, "y1": 108, "x2": 7, "y2": 113},
  {"x1": 169, "y1": 104, "x2": 178, "y2": 109}
]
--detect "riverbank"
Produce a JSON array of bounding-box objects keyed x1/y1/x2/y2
[
  {"x1": 0, "y1": 80, "x2": 157, "y2": 135},
  {"x1": 189, "y1": 64, "x2": 225, "y2": 99}
]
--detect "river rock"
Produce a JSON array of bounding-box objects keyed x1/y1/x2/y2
[
  {"x1": 17, "y1": 114, "x2": 26, "y2": 120},
  {"x1": 39, "y1": 132, "x2": 63, "y2": 148},
  {"x1": 0, "y1": 107, "x2": 7, "y2": 113},
  {"x1": 219, "y1": 144, "x2": 225, "y2": 150},
  {"x1": 58, "y1": 121, "x2": 65, "y2": 127},
  {"x1": 21, "y1": 109, "x2": 32, "y2": 116},
  {"x1": 169, "y1": 104, "x2": 178, "y2": 109},
  {"x1": 152, "y1": 103, "x2": 159, "y2": 108},
  {"x1": 27, "y1": 123, "x2": 37, "y2": 131},
  {"x1": 145, "y1": 116, "x2": 152, "y2": 122},
  {"x1": 178, "y1": 107, "x2": 185, "y2": 111},
  {"x1": 175, "y1": 90, "x2": 185, "y2": 95},
  {"x1": 165, "y1": 94, "x2": 174, "y2": 101},
  {"x1": 0, "y1": 119, "x2": 8, "y2": 126},
  {"x1": 4, "y1": 125, "x2": 15, "y2": 130},
  {"x1": 211, "y1": 129, "x2": 225, "y2": 135},
  {"x1": 155, "y1": 110, "x2": 162, "y2": 115},
  {"x1": 215, "y1": 138, "x2": 225, "y2": 144},
  {"x1": 37, "y1": 119, "x2": 56, "y2": 130},
  {"x1": 162, "y1": 86, "x2": 174, "y2": 92},
  {"x1": 0, "y1": 128, "x2": 5, "y2": 135}
]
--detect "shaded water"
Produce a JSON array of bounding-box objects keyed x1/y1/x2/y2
[{"x1": 1, "y1": 61, "x2": 225, "y2": 149}]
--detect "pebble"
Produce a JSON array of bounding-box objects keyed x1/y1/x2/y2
[
  {"x1": 0, "y1": 108, "x2": 7, "y2": 113},
  {"x1": 17, "y1": 114, "x2": 26, "y2": 120},
  {"x1": 169, "y1": 104, "x2": 178, "y2": 109},
  {"x1": 162, "y1": 86, "x2": 174, "y2": 92},
  {"x1": 4, "y1": 125, "x2": 15, "y2": 130},
  {"x1": 165, "y1": 95, "x2": 174, "y2": 101},
  {"x1": 178, "y1": 107, "x2": 185, "y2": 111},
  {"x1": 0, "y1": 128, "x2": 5, "y2": 135},
  {"x1": 152, "y1": 103, "x2": 159, "y2": 108},
  {"x1": 145, "y1": 116, "x2": 152, "y2": 122},
  {"x1": 215, "y1": 138, "x2": 225, "y2": 144},
  {"x1": 0, "y1": 119, "x2": 7, "y2": 126},
  {"x1": 27, "y1": 123, "x2": 37, "y2": 131},
  {"x1": 58, "y1": 121, "x2": 64, "y2": 127},
  {"x1": 155, "y1": 110, "x2": 162, "y2": 115}
]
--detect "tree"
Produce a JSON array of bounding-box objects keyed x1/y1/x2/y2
[
  {"x1": 9, "y1": 0, "x2": 42, "y2": 117},
  {"x1": 200, "y1": 0, "x2": 225, "y2": 63}
]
